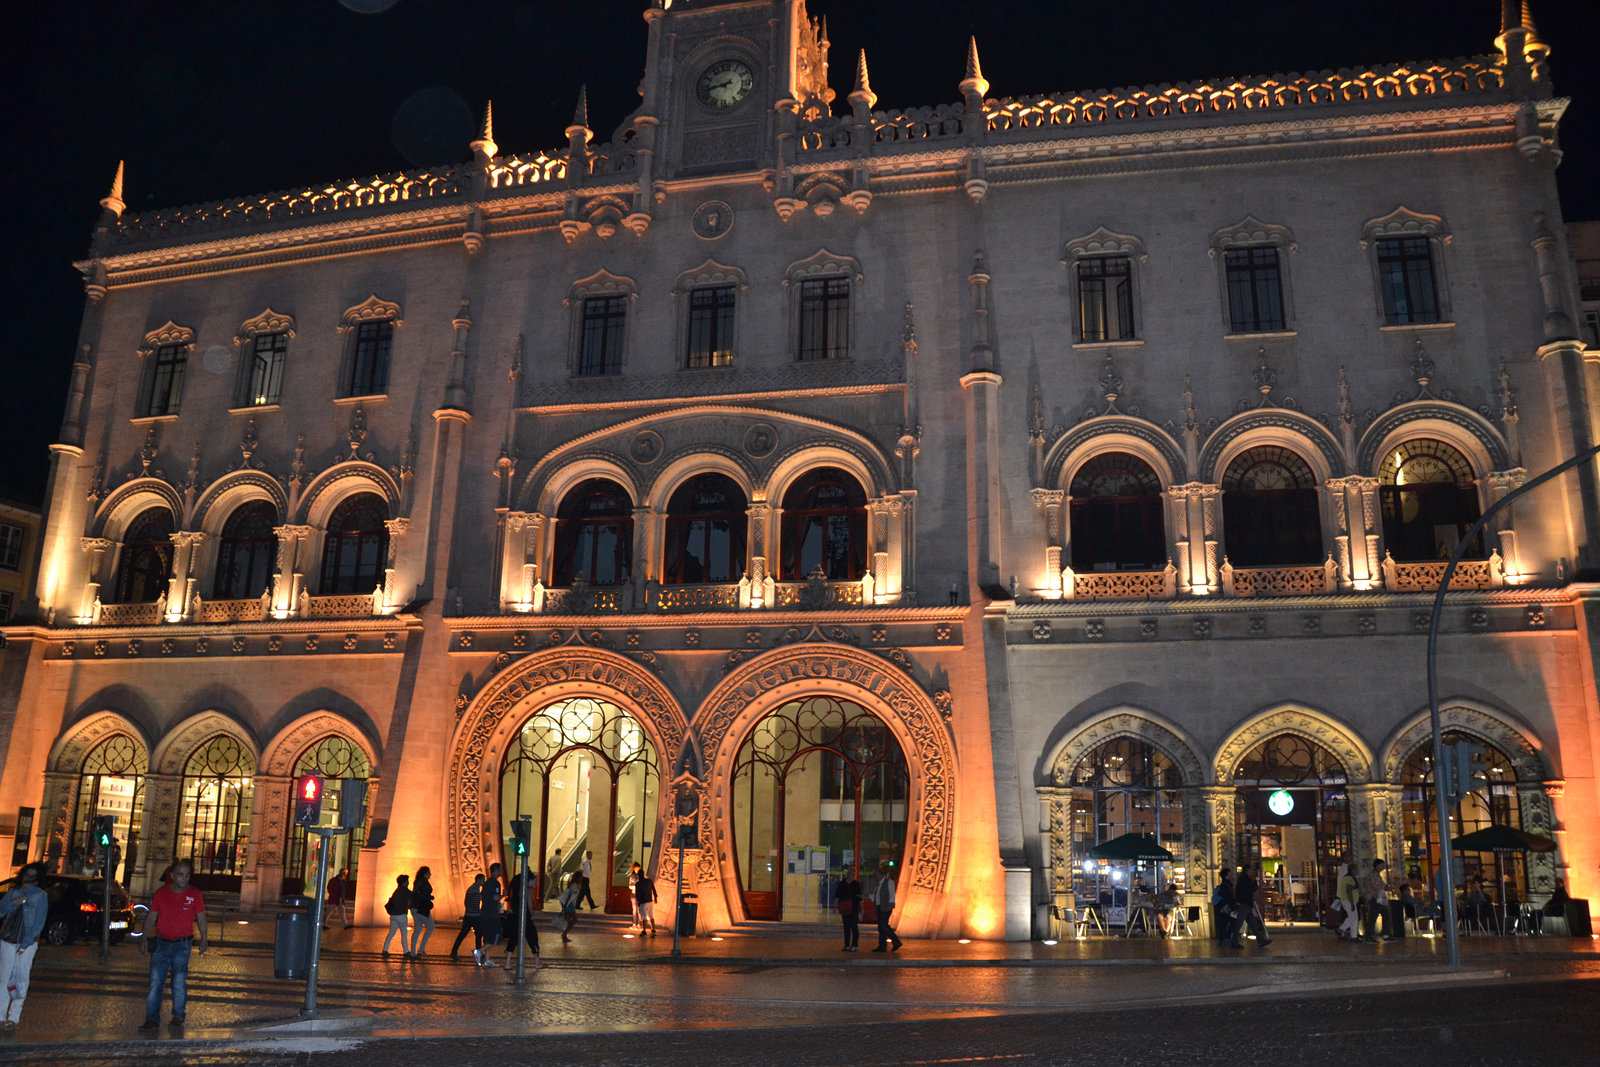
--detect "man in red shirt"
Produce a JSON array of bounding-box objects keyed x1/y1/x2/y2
[{"x1": 139, "y1": 859, "x2": 208, "y2": 1031}]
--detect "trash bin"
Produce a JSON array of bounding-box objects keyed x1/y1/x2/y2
[
  {"x1": 676, "y1": 892, "x2": 698, "y2": 936},
  {"x1": 274, "y1": 909, "x2": 313, "y2": 979}
]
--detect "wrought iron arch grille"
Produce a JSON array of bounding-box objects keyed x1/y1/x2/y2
[
  {"x1": 283, "y1": 736, "x2": 372, "y2": 895},
  {"x1": 731, "y1": 697, "x2": 909, "y2": 921},
  {"x1": 175, "y1": 735, "x2": 255, "y2": 884},
  {"x1": 73, "y1": 733, "x2": 147, "y2": 880},
  {"x1": 1400, "y1": 733, "x2": 1523, "y2": 898},
  {"x1": 1067, "y1": 737, "x2": 1183, "y2": 901},
  {"x1": 1221, "y1": 447, "x2": 1322, "y2": 566},
  {"x1": 1069, "y1": 453, "x2": 1166, "y2": 573},
  {"x1": 1231, "y1": 733, "x2": 1350, "y2": 920},
  {"x1": 1379, "y1": 439, "x2": 1485, "y2": 561},
  {"x1": 499, "y1": 698, "x2": 661, "y2": 908}
]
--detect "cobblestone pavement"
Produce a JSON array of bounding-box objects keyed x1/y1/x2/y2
[{"x1": 0, "y1": 917, "x2": 1593, "y2": 1064}]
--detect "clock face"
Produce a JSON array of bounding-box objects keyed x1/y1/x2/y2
[{"x1": 696, "y1": 59, "x2": 754, "y2": 110}]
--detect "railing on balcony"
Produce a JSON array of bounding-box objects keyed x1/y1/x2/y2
[
  {"x1": 541, "y1": 586, "x2": 622, "y2": 614},
  {"x1": 651, "y1": 584, "x2": 741, "y2": 613},
  {"x1": 198, "y1": 597, "x2": 270, "y2": 624},
  {"x1": 1382, "y1": 551, "x2": 1505, "y2": 593},
  {"x1": 1222, "y1": 558, "x2": 1338, "y2": 597},
  {"x1": 94, "y1": 602, "x2": 162, "y2": 626},
  {"x1": 772, "y1": 581, "x2": 865, "y2": 609},
  {"x1": 1068, "y1": 567, "x2": 1177, "y2": 601},
  {"x1": 302, "y1": 593, "x2": 382, "y2": 619}
]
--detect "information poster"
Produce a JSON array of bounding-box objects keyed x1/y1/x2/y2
[{"x1": 11, "y1": 808, "x2": 33, "y2": 866}]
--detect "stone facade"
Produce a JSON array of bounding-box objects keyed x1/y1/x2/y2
[{"x1": 0, "y1": 1, "x2": 1595, "y2": 938}]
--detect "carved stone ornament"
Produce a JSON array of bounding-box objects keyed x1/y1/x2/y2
[
  {"x1": 1213, "y1": 708, "x2": 1372, "y2": 784},
  {"x1": 743, "y1": 423, "x2": 778, "y2": 458},
  {"x1": 696, "y1": 643, "x2": 957, "y2": 897},
  {"x1": 630, "y1": 430, "x2": 663, "y2": 465},
  {"x1": 692, "y1": 201, "x2": 735, "y2": 240}
]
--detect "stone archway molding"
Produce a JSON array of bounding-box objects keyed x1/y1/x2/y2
[
  {"x1": 150, "y1": 710, "x2": 260, "y2": 776},
  {"x1": 446, "y1": 647, "x2": 689, "y2": 886},
  {"x1": 1042, "y1": 708, "x2": 1206, "y2": 787},
  {"x1": 46, "y1": 710, "x2": 150, "y2": 774},
  {"x1": 697, "y1": 643, "x2": 957, "y2": 920},
  {"x1": 1213, "y1": 704, "x2": 1374, "y2": 784},
  {"x1": 1378, "y1": 701, "x2": 1546, "y2": 783},
  {"x1": 261, "y1": 711, "x2": 382, "y2": 778}
]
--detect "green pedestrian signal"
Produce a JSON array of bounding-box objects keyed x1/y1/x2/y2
[{"x1": 510, "y1": 817, "x2": 531, "y2": 856}]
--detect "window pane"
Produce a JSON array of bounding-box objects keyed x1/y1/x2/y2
[
  {"x1": 1077, "y1": 257, "x2": 1134, "y2": 342},
  {"x1": 348, "y1": 321, "x2": 392, "y2": 395},
  {"x1": 1376, "y1": 237, "x2": 1439, "y2": 325},
  {"x1": 1225, "y1": 247, "x2": 1284, "y2": 333},
  {"x1": 248, "y1": 332, "x2": 288, "y2": 405},
  {"x1": 687, "y1": 286, "x2": 735, "y2": 368},
  {"x1": 580, "y1": 296, "x2": 627, "y2": 376},
  {"x1": 798, "y1": 278, "x2": 849, "y2": 361},
  {"x1": 147, "y1": 344, "x2": 188, "y2": 416}
]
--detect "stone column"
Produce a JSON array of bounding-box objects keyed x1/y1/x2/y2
[
  {"x1": 501, "y1": 511, "x2": 529, "y2": 610},
  {"x1": 141, "y1": 774, "x2": 182, "y2": 875},
  {"x1": 1197, "y1": 486, "x2": 1222, "y2": 593},
  {"x1": 271, "y1": 525, "x2": 311, "y2": 617},
  {"x1": 1030, "y1": 489, "x2": 1065, "y2": 598},
  {"x1": 1199, "y1": 786, "x2": 1235, "y2": 898},
  {"x1": 867, "y1": 498, "x2": 901, "y2": 604},
  {"x1": 78, "y1": 537, "x2": 114, "y2": 621},
  {"x1": 1347, "y1": 783, "x2": 1384, "y2": 866},
  {"x1": 1486, "y1": 469, "x2": 1528, "y2": 581},
  {"x1": 746, "y1": 502, "x2": 772, "y2": 606},
  {"x1": 896, "y1": 490, "x2": 917, "y2": 604},
  {"x1": 1522, "y1": 780, "x2": 1563, "y2": 896},
  {"x1": 381, "y1": 518, "x2": 409, "y2": 611},
  {"x1": 166, "y1": 531, "x2": 206, "y2": 620},
  {"x1": 37, "y1": 773, "x2": 77, "y2": 873}
]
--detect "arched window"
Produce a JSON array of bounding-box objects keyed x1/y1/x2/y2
[
  {"x1": 213, "y1": 501, "x2": 278, "y2": 600},
  {"x1": 175, "y1": 734, "x2": 255, "y2": 888},
  {"x1": 112, "y1": 507, "x2": 174, "y2": 604},
  {"x1": 552, "y1": 479, "x2": 633, "y2": 587},
  {"x1": 731, "y1": 697, "x2": 907, "y2": 920},
  {"x1": 779, "y1": 467, "x2": 867, "y2": 581},
  {"x1": 1221, "y1": 447, "x2": 1322, "y2": 566},
  {"x1": 663, "y1": 473, "x2": 747, "y2": 585},
  {"x1": 1232, "y1": 733, "x2": 1350, "y2": 919},
  {"x1": 1379, "y1": 439, "x2": 1484, "y2": 561},
  {"x1": 1400, "y1": 733, "x2": 1522, "y2": 898},
  {"x1": 73, "y1": 733, "x2": 147, "y2": 885},
  {"x1": 1069, "y1": 453, "x2": 1166, "y2": 573},
  {"x1": 283, "y1": 735, "x2": 371, "y2": 896},
  {"x1": 319, "y1": 493, "x2": 388, "y2": 596},
  {"x1": 500, "y1": 698, "x2": 660, "y2": 913},
  {"x1": 1067, "y1": 737, "x2": 1183, "y2": 904}
]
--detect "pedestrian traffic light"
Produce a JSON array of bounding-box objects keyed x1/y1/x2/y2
[
  {"x1": 294, "y1": 774, "x2": 324, "y2": 827},
  {"x1": 92, "y1": 815, "x2": 115, "y2": 849},
  {"x1": 338, "y1": 778, "x2": 368, "y2": 830},
  {"x1": 510, "y1": 818, "x2": 531, "y2": 856}
]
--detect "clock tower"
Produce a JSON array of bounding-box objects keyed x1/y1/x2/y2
[{"x1": 634, "y1": 0, "x2": 833, "y2": 180}]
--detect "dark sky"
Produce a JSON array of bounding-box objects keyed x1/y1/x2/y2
[{"x1": 4, "y1": 0, "x2": 1595, "y2": 505}]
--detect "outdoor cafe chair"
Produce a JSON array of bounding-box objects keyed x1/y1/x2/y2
[{"x1": 1170, "y1": 905, "x2": 1200, "y2": 940}]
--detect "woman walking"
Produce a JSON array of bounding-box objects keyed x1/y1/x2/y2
[
  {"x1": 0, "y1": 865, "x2": 48, "y2": 1031},
  {"x1": 627, "y1": 862, "x2": 643, "y2": 929},
  {"x1": 501, "y1": 870, "x2": 546, "y2": 969},
  {"x1": 381, "y1": 875, "x2": 412, "y2": 957},
  {"x1": 410, "y1": 867, "x2": 435, "y2": 958}
]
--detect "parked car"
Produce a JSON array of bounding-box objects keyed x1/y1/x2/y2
[{"x1": 0, "y1": 873, "x2": 136, "y2": 945}]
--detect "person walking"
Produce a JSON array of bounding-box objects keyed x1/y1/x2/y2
[
  {"x1": 633, "y1": 869, "x2": 657, "y2": 937},
  {"x1": 1361, "y1": 859, "x2": 1390, "y2": 943},
  {"x1": 627, "y1": 862, "x2": 643, "y2": 929},
  {"x1": 474, "y1": 863, "x2": 505, "y2": 966},
  {"x1": 544, "y1": 849, "x2": 564, "y2": 903},
  {"x1": 410, "y1": 867, "x2": 436, "y2": 957},
  {"x1": 836, "y1": 866, "x2": 863, "y2": 951},
  {"x1": 579, "y1": 851, "x2": 598, "y2": 909},
  {"x1": 870, "y1": 862, "x2": 903, "y2": 952},
  {"x1": 139, "y1": 859, "x2": 208, "y2": 1031},
  {"x1": 558, "y1": 875, "x2": 583, "y2": 942},
  {"x1": 0, "y1": 864, "x2": 48, "y2": 1031},
  {"x1": 1232, "y1": 863, "x2": 1271, "y2": 946},
  {"x1": 1214, "y1": 866, "x2": 1239, "y2": 946},
  {"x1": 382, "y1": 875, "x2": 413, "y2": 957},
  {"x1": 327, "y1": 867, "x2": 351, "y2": 929},
  {"x1": 450, "y1": 873, "x2": 486, "y2": 959},
  {"x1": 502, "y1": 869, "x2": 546, "y2": 969},
  {"x1": 1336, "y1": 860, "x2": 1361, "y2": 941}
]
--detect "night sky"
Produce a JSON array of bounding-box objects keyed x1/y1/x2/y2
[{"x1": 4, "y1": 0, "x2": 1595, "y2": 505}]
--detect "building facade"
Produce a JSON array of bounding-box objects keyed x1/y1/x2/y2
[{"x1": 1, "y1": 0, "x2": 1596, "y2": 937}]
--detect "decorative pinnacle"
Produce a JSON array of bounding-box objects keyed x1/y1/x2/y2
[
  {"x1": 470, "y1": 100, "x2": 497, "y2": 159},
  {"x1": 850, "y1": 48, "x2": 876, "y2": 109},
  {"x1": 566, "y1": 86, "x2": 593, "y2": 147},
  {"x1": 100, "y1": 160, "x2": 126, "y2": 218},
  {"x1": 961, "y1": 37, "x2": 989, "y2": 99},
  {"x1": 1497, "y1": 0, "x2": 1548, "y2": 62}
]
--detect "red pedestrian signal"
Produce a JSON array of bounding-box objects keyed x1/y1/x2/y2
[{"x1": 294, "y1": 774, "x2": 324, "y2": 827}]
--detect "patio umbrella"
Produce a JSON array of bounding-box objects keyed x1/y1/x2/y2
[
  {"x1": 1450, "y1": 826, "x2": 1557, "y2": 854},
  {"x1": 1088, "y1": 833, "x2": 1174, "y2": 862}
]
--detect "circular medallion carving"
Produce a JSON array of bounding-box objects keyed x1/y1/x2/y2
[
  {"x1": 743, "y1": 423, "x2": 777, "y2": 459},
  {"x1": 692, "y1": 201, "x2": 734, "y2": 240},
  {"x1": 631, "y1": 430, "x2": 663, "y2": 465}
]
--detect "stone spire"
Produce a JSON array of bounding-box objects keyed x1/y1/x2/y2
[
  {"x1": 960, "y1": 36, "x2": 988, "y2": 99},
  {"x1": 100, "y1": 160, "x2": 125, "y2": 218},
  {"x1": 849, "y1": 49, "x2": 876, "y2": 111},
  {"x1": 566, "y1": 85, "x2": 592, "y2": 144},
  {"x1": 1496, "y1": 1, "x2": 1548, "y2": 62},
  {"x1": 469, "y1": 100, "x2": 497, "y2": 160}
]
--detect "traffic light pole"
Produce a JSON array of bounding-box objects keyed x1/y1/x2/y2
[
  {"x1": 301, "y1": 826, "x2": 347, "y2": 1017},
  {"x1": 99, "y1": 855, "x2": 112, "y2": 959}
]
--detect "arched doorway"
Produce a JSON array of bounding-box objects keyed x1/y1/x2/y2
[
  {"x1": 1066, "y1": 737, "x2": 1185, "y2": 909},
  {"x1": 499, "y1": 697, "x2": 661, "y2": 912},
  {"x1": 1231, "y1": 734, "x2": 1350, "y2": 920},
  {"x1": 72, "y1": 733, "x2": 146, "y2": 884},
  {"x1": 730, "y1": 696, "x2": 908, "y2": 921},
  {"x1": 175, "y1": 734, "x2": 256, "y2": 892},
  {"x1": 1400, "y1": 733, "x2": 1524, "y2": 897},
  {"x1": 1378, "y1": 438, "x2": 1485, "y2": 561},
  {"x1": 282, "y1": 736, "x2": 371, "y2": 896}
]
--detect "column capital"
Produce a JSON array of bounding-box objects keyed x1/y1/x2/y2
[
  {"x1": 80, "y1": 537, "x2": 115, "y2": 553},
  {"x1": 1029, "y1": 488, "x2": 1065, "y2": 510}
]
